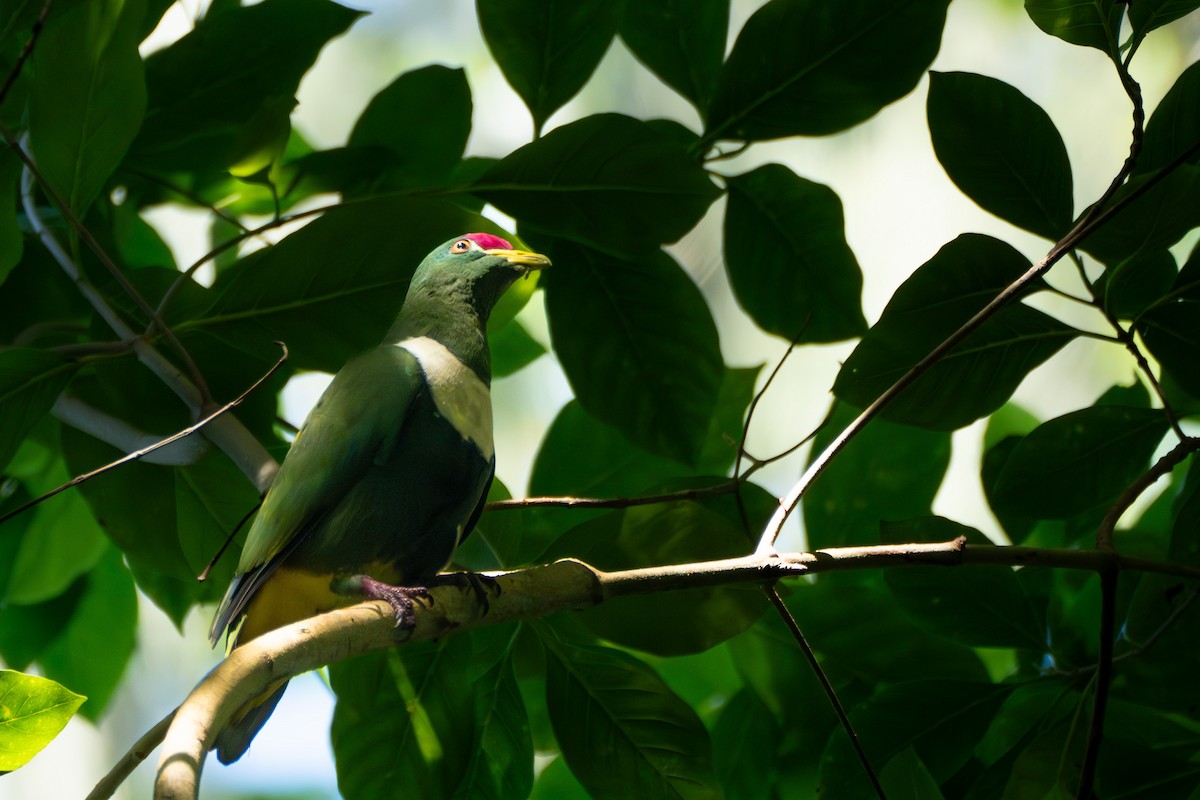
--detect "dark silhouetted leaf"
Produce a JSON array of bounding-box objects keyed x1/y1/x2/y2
[
  {"x1": 539, "y1": 623, "x2": 721, "y2": 799},
  {"x1": 1095, "y1": 249, "x2": 1177, "y2": 318},
  {"x1": 478, "y1": 115, "x2": 720, "y2": 255},
  {"x1": 724, "y1": 164, "x2": 866, "y2": 342},
  {"x1": 29, "y1": 0, "x2": 146, "y2": 215},
  {"x1": 544, "y1": 240, "x2": 723, "y2": 465},
  {"x1": 348, "y1": 65, "x2": 472, "y2": 191},
  {"x1": 490, "y1": 319, "x2": 545, "y2": 378},
  {"x1": 1129, "y1": 0, "x2": 1200, "y2": 39},
  {"x1": 1082, "y1": 165, "x2": 1200, "y2": 265},
  {"x1": 712, "y1": 689, "x2": 779, "y2": 800},
  {"x1": 619, "y1": 0, "x2": 727, "y2": 113},
  {"x1": 991, "y1": 406, "x2": 1169, "y2": 519},
  {"x1": 804, "y1": 402, "x2": 951, "y2": 549},
  {"x1": 928, "y1": 72, "x2": 1073, "y2": 239},
  {"x1": 1137, "y1": 59, "x2": 1200, "y2": 175},
  {"x1": 1024, "y1": 0, "x2": 1123, "y2": 54},
  {"x1": 883, "y1": 518, "x2": 1046, "y2": 649},
  {"x1": 131, "y1": 0, "x2": 361, "y2": 172},
  {"x1": 476, "y1": 0, "x2": 624, "y2": 135},
  {"x1": 834, "y1": 234, "x2": 1076, "y2": 430},
  {"x1": 705, "y1": 0, "x2": 950, "y2": 142},
  {"x1": 820, "y1": 681, "x2": 1012, "y2": 797},
  {"x1": 880, "y1": 748, "x2": 945, "y2": 800}
]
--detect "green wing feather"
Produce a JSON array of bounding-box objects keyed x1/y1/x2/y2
[{"x1": 209, "y1": 346, "x2": 422, "y2": 644}]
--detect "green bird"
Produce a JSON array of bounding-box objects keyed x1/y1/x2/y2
[{"x1": 208, "y1": 232, "x2": 550, "y2": 764}]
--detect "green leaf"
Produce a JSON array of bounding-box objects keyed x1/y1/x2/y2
[
  {"x1": 530, "y1": 757, "x2": 591, "y2": 800},
  {"x1": 712, "y1": 689, "x2": 780, "y2": 800},
  {"x1": 130, "y1": 0, "x2": 362, "y2": 172},
  {"x1": 544, "y1": 240, "x2": 723, "y2": 465},
  {"x1": 705, "y1": 0, "x2": 951, "y2": 142},
  {"x1": 477, "y1": 114, "x2": 720, "y2": 256},
  {"x1": 5, "y1": 443, "x2": 107, "y2": 606},
  {"x1": 37, "y1": 546, "x2": 136, "y2": 721},
  {"x1": 489, "y1": 319, "x2": 545, "y2": 379},
  {"x1": 1000, "y1": 710, "x2": 1087, "y2": 799},
  {"x1": 990, "y1": 406, "x2": 1169, "y2": 519},
  {"x1": 820, "y1": 681, "x2": 1012, "y2": 797},
  {"x1": 332, "y1": 627, "x2": 530, "y2": 800},
  {"x1": 804, "y1": 402, "x2": 950, "y2": 549},
  {"x1": 619, "y1": 0, "x2": 727, "y2": 113},
  {"x1": 1129, "y1": 0, "x2": 1200, "y2": 39},
  {"x1": 0, "y1": 670, "x2": 85, "y2": 772},
  {"x1": 880, "y1": 747, "x2": 946, "y2": 800},
  {"x1": 975, "y1": 680, "x2": 1076, "y2": 767},
  {"x1": 927, "y1": 72, "x2": 1073, "y2": 239},
  {"x1": 539, "y1": 623, "x2": 721, "y2": 800},
  {"x1": 777, "y1": 580, "x2": 989, "y2": 685},
  {"x1": 476, "y1": 0, "x2": 624, "y2": 135},
  {"x1": 882, "y1": 518, "x2": 1046, "y2": 649},
  {"x1": 1024, "y1": 0, "x2": 1123, "y2": 55},
  {"x1": 347, "y1": 65, "x2": 472, "y2": 191},
  {"x1": 723, "y1": 164, "x2": 867, "y2": 342},
  {"x1": 0, "y1": 588, "x2": 81, "y2": 672},
  {"x1": 191, "y1": 197, "x2": 495, "y2": 372},
  {"x1": 543, "y1": 496, "x2": 768, "y2": 655},
  {"x1": 1082, "y1": 164, "x2": 1200, "y2": 265},
  {"x1": 0, "y1": 349, "x2": 76, "y2": 473},
  {"x1": 834, "y1": 234, "x2": 1076, "y2": 430},
  {"x1": 29, "y1": 0, "x2": 146, "y2": 215},
  {"x1": 1137, "y1": 59, "x2": 1200, "y2": 175}
]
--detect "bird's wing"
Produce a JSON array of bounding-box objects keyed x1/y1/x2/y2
[{"x1": 209, "y1": 346, "x2": 423, "y2": 644}]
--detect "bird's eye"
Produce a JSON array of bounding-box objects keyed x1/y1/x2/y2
[{"x1": 451, "y1": 239, "x2": 473, "y2": 253}]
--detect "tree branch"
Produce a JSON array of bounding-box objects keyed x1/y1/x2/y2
[{"x1": 144, "y1": 538, "x2": 1200, "y2": 800}]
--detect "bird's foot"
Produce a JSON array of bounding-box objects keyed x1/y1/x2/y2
[
  {"x1": 332, "y1": 574, "x2": 431, "y2": 630},
  {"x1": 431, "y1": 571, "x2": 501, "y2": 613}
]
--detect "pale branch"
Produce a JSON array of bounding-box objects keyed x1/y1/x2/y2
[
  {"x1": 12, "y1": 145, "x2": 279, "y2": 492},
  {"x1": 53, "y1": 395, "x2": 211, "y2": 467},
  {"x1": 0, "y1": 344, "x2": 288, "y2": 528},
  {"x1": 10, "y1": 132, "x2": 216, "y2": 406},
  {"x1": 146, "y1": 539, "x2": 1200, "y2": 800}
]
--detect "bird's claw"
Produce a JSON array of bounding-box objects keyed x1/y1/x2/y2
[
  {"x1": 432, "y1": 571, "x2": 501, "y2": 613},
  {"x1": 335, "y1": 574, "x2": 431, "y2": 630}
]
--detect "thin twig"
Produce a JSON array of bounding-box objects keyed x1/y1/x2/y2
[
  {"x1": 0, "y1": 343, "x2": 287, "y2": 527},
  {"x1": 85, "y1": 707, "x2": 177, "y2": 800},
  {"x1": 765, "y1": 585, "x2": 886, "y2": 799},
  {"x1": 1095, "y1": 437, "x2": 1199, "y2": 551},
  {"x1": 0, "y1": 0, "x2": 50, "y2": 107},
  {"x1": 484, "y1": 482, "x2": 739, "y2": 512},
  {"x1": 1077, "y1": 566, "x2": 1118, "y2": 800}
]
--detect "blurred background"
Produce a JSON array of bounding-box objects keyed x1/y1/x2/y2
[{"x1": 8, "y1": 0, "x2": 1199, "y2": 797}]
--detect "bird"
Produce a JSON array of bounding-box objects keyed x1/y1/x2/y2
[{"x1": 207, "y1": 232, "x2": 550, "y2": 764}]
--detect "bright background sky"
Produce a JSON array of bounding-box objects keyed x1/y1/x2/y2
[{"x1": 9, "y1": 1, "x2": 1200, "y2": 798}]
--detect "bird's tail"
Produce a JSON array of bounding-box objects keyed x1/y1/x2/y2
[{"x1": 214, "y1": 679, "x2": 289, "y2": 764}]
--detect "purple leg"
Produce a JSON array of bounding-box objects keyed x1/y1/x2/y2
[{"x1": 333, "y1": 575, "x2": 431, "y2": 629}]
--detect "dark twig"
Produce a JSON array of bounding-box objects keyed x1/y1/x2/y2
[
  {"x1": 484, "y1": 482, "x2": 738, "y2": 512},
  {"x1": 0, "y1": 0, "x2": 50, "y2": 107},
  {"x1": 1077, "y1": 566, "x2": 1118, "y2": 800},
  {"x1": 765, "y1": 585, "x2": 886, "y2": 799},
  {"x1": 0, "y1": 343, "x2": 287, "y2": 528},
  {"x1": 1095, "y1": 437, "x2": 1199, "y2": 551},
  {"x1": 197, "y1": 499, "x2": 263, "y2": 582}
]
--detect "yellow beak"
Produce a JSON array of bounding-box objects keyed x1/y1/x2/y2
[{"x1": 485, "y1": 248, "x2": 552, "y2": 270}]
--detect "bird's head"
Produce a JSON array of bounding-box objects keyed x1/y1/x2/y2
[{"x1": 407, "y1": 233, "x2": 551, "y2": 318}]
